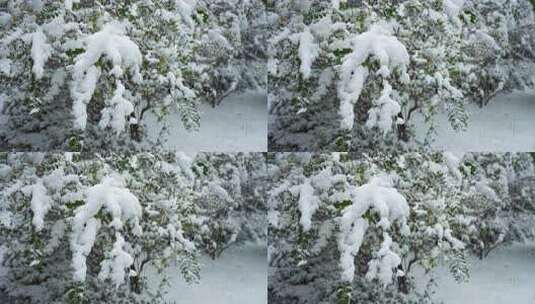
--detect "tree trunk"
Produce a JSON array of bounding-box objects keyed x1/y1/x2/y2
[
  {"x1": 129, "y1": 265, "x2": 141, "y2": 294},
  {"x1": 129, "y1": 123, "x2": 142, "y2": 142},
  {"x1": 397, "y1": 113, "x2": 410, "y2": 142},
  {"x1": 397, "y1": 265, "x2": 409, "y2": 294}
]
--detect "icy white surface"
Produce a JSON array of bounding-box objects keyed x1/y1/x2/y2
[
  {"x1": 145, "y1": 91, "x2": 267, "y2": 152},
  {"x1": 414, "y1": 90, "x2": 535, "y2": 151},
  {"x1": 147, "y1": 244, "x2": 267, "y2": 304},
  {"x1": 415, "y1": 244, "x2": 535, "y2": 304}
]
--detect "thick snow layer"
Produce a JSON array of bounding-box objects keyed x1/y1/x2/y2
[
  {"x1": 70, "y1": 174, "x2": 142, "y2": 283},
  {"x1": 338, "y1": 175, "x2": 410, "y2": 283},
  {"x1": 145, "y1": 91, "x2": 267, "y2": 152},
  {"x1": 146, "y1": 244, "x2": 267, "y2": 304},
  {"x1": 27, "y1": 181, "x2": 52, "y2": 232},
  {"x1": 415, "y1": 244, "x2": 535, "y2": 304},
  {"x1": 296, "y1": 28, "x2": 319, "y2": 79},
  {"x1": 98, "y1": 81, "x2": 135, "y2": 134},
  {"x1": 414, "y1": 90, "x2": 535, "y2": 151},
  {"x1": 338, "y1": 22, "x2": 409, "y2": 130},
  {"x1": 98, "y1": 234, "x2": 135, "y2": 287},
  {"x1": 71, "y1": 21, "x2": 142, "y2": 131},
  {"x1": 294, "y1": 179, "x2": 319, "y2": 232},
  {"x1": 366, "y1": 81, "x2": 402, "y2": 134},
  {"x1": 31, "y1": 29, "x2": 51, "y2": 80}
]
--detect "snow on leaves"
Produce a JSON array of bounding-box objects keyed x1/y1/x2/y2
[
  {"x1": 71, "y1": 21, "x2": 142, "y2": 131},
  {"x1": 71, "y1": 174, "x2": 142, "y2": 283},
  {"x1": 297, "y1": 28, "x2": 320, "y2": 80},
  {"x1": 338, "y1": 22, "x2": 410, "y2": 131},
  {"x1": 337, "y1": 175, "x2": 410, "y2": 284},
  {"x1": 98, "y1": 81, "x2": 135, "y2": 134},
  {"x1": 30, "y1": 29, "x2": 52, "y2": 80}
]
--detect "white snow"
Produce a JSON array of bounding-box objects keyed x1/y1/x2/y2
[
  {"x1": 444, "y1": 0, "x2": 465, "y2": 22},
  {"x1": 71, "y1": 21, "x2": 142, "y2": 131},
  {"x1": 70, "y1": 174, "x2": 142, "y2": 283},
  {"x1": 71, "y1": 217, "x2": 100, "y2": 282},
  {"x1": 0, "y1": 12, "x2": 11, "y2": 27},
  {"x1": 415, "y1": 244, "x2": 535, "y2": 304},
  {"x1": 176, "y1": 0, "x2": 198, "y2": 27},
  {"x1": 294, "y1": 179, "x2": 319, "y2": 232},
  {"x1": 31, "y1": 29, "x2": 52, "y2": 80},
  {"x1": 337, "y1": 22, "x2": 410, "y2": 130},
  {"x1": 366, "y1": 233, "x2": 402, "y2": 286},
  {"x1": 71, "y1": 66, "x2": 100, "y2": 130},
  {"x1": 98, "y1": 234, "x2": 135, "y2": 287},
  {"x1": 365, "y1": 81, "x2": 402, "y2": 134},
  {"x1": 296, "y1": 28, "x2": 319, "y2": 79},
  {"x1": 146, "y1": 244, "x2": 267, "y2": 304},
  {"x1": 414, "y1": 90, "x2": 535, "y2": 151},
  {"x1": 27, "y1": 181, "x2": 52, "y2": 232},
  {"x1": 80, "y1": 175, "x2": 142, "y2": 232},
  {"x1": 337, "y1": 175, "x2": 410, "y2": 283},
  {"x1": 98, "y1": 81, "x2": 135, "y2": 134},
  {"x1": 145, "y1": 91, "x2": 267, "y2": 152}
]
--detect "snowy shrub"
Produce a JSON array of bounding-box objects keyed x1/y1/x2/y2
[
  {"x1": 459, "y1": 153, "x2": 535, "y2": 258},
  {"x1": 0, "y1": 0, "x2": 267, "y2": 150},
  {"x1": 267, "y1": 0, "x2": 535, "y2": 151},
  {"x1": 0, "y1": 152, "x2": 268, "y2": 303},
  {"x1": 192, "y1": 153, "x2": 267, "y2": 259},
  {"x1": 266, "y1": 152, "x2": 533, "y2": 303}
]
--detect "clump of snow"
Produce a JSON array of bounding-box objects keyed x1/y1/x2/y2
[
  {"x1": 98, "y1": 234, "x2": 135, "y2": 287},
  {"x1": 31, "y1": 29, "x2": 52, "y2": 80},
  {"x1": 79, "y1": 174, "x2": 142, "y2": 232},
  {"x1": 176, "y1": 0, "x2": 198, "y2": 27},
  {"x1": 70, "y1": 174, "x2": 142, "y2": 284},
  {"x1": 337, "y1": 175, "x2": 410, "y2": 283},
  {"x1": 71, "y1": 21, "x2": 142, "y2": 131},
  {"x1": 98, "y1": 81, "x2": 134, "y2": 134},
  {"x1": 26, "y1": 181, "x2": 53, "y2": 232},
  {"x1": 309, "y1": 15, "x2": 346, "y2": 40},
  {"x1": 337, "y1": 22, "x2": 410, "y2": 130},
  {"x1": 366, "y1": 233, "x2": 402, "y2": 285},
  {"x1": 168, "y1": 223, "x2": 196, "y2": 252},
  {"x1": 293, "y1": 179, "x2": 319, "y2": 232},
  {"x1": 297, "y1": 28, "x2": 320, "y2": 79},
  {"x1": 71, "y1": 66, "x2": 100, "y2": 130},
  {"x1": 0, "y1": 164, "x2": 12, "y2": 179},
  {"x1": 71, "y1": 217, "x2": 100, "y2": 282},
  {"x1": 365, "y1": 81, "x2": 402, "y2": 134}
]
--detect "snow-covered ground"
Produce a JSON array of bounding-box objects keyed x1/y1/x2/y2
[
  {"x1": 415, "y1": 244, "x2": 535, "y2": 304},
  {"x1": 414, "y1": 90, "x2": 535, "y2": 152},
  {"x1": 147, "y1": 244, "x2": 267, "y2": 304},
  {"x1": 145, "y1": 91, "x2": 267, "y2": 152}
]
